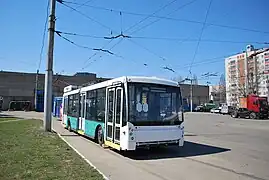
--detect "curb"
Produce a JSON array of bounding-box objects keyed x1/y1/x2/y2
[{"x1": 54, "y1": 130, "x2": 109, "y2": 180}]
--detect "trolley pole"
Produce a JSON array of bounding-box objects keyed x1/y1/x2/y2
[{"x1": 44, "y1": 0, "x2": 56, "y2": 132}]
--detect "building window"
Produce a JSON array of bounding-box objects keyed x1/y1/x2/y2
[{"x1": 230, "y1": 60, "x2": 236, "y2": 64}]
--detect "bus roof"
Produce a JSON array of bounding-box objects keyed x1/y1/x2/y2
[{"x1": 63, "y1": 76, "x2": 179, "y2": 96}]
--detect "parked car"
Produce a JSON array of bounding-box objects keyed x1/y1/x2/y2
[
  {"x1": 221, "y1": 105, "x2": 234, "y2": 115},
  {"x1": 204, "y1": 103, "x2": 216, "y2": 112},
  {"x1": 231, "y1": 108, "x2": 250, "y2": 118},
  {"x1": 210, "y1": 108, "x2": 221, "y2": 113},
  {"x1": 194, "y1": 105, "x2": 204, "y2": 112}
]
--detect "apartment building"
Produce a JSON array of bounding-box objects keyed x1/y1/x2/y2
[{"x1": 225, "y1": 45, "x2": 269, "y2": 106}]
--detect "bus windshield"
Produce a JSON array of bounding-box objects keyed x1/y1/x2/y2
[{"x1": 128, "y1": 83, "x2": 183, "y2": 126}]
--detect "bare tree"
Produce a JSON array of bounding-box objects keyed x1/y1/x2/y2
[{"x1": 219, "y1": 74, "x2": 226, "y2": 103}]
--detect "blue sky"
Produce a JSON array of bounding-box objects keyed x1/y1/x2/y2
[{"x1": 1, "y1": 0, "x2": 269, "y2": 85}]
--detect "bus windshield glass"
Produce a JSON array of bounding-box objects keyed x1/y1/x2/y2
[{"x1": 128, "y1": 83, "x2": 183, "y2": 126}]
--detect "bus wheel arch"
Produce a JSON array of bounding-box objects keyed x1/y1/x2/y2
[{"x1": 95, "y1": 125, "x2": 104, "y2": 146}]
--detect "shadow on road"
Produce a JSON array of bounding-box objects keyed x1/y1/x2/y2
[
  {"x1": 60, "y1": 134, "x2": 79, "y2": 137},
  {"x1": 121, "y1": 141, "x2": 230, "y2": 160},
  {"x1": 0, "y1": 114, "x2": 15, "y2": 118}
]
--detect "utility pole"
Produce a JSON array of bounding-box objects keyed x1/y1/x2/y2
[
  {"x1": 190, "y1": 79, "x2": 193, "y2": 112},
  {"x1": 44, "y1": 0, "x2": 56, "y2": 132},
  {"x1": 184, "y1": 77, "x2": 194, "y2": 112}
]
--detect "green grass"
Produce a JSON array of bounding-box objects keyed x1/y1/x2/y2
[{"x1": 0, "y1": 119, "x2": 104, "y2": 180}]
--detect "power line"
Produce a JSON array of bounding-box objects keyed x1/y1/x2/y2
[
  {"x1": 128, "y1": 39, "x2": 166, "y2": 61},
  {"x1": 173, "y1": 52, "x2": 240, "y2": 71},
  {"x1": 129, "y1": 0, "x2": 198, "y2": 35},
  {"x1": 55, "y1": 30, "x2": 269, "y2": 45},
  {"x1": 189, "y1": 0, "x2": 213, "y2": 73},
  {"x1": 38, "y1": 0, "x2": 50, "y2": 70},
  {"x1": 131, "y1": 36, "x2": 269, "y2": 45},
  {"x1": 55, "y1": 31, "x2": 116, "y2": 55},
  {"x1": 97, "y1": 0, "x2": 182, "y2": 57},
  {"x1": 81, "y1": 39, "x2": 122, "y2": 70},
  {"x1": 124, "y1": 0, "x2": 179, "y2": 33},
  {"x1": 62, "y1": 1, "x2": 269, "y2": 35},
  {"x1": 55, "y1": 30, "x2": 104, "y2": 39},
  {"x1": 68, "y1": 0, "x2": 95, "y2": 13},
  {"x1": 80, "y1": 0, "x2": 179, "y2": 70},
  {"x1": 175, "y1": 4, "x2": 236, "y2": 47},
  {"x1": 58, "y1": 0, "x2": 116, "y2": 33}
]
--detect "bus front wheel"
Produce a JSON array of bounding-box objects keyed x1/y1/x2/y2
[{"x1": 96, "y1": 126, "x2": 104, "y2": 146}]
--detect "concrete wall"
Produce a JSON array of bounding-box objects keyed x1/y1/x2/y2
[{"x1": 0, "y1": 71, "x2": 98, "y2": 110}]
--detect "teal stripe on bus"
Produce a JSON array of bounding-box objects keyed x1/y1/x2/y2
[
  {"x1": 67, "y1": 116, "x2": 78, "y2": 130},
  {"x1": 84, "y1": 119, "x2": 105, "y2": 138}
]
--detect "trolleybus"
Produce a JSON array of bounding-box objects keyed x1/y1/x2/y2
[{"x1": 62, "y1": 76, "x2": 184, "y2": 151}]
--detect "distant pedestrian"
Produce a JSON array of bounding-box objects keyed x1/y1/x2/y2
[{"x1": 60, "y1": 103, "x2": 63, "y2": 121}]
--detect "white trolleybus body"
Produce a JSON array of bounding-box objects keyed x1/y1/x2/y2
[{"x1": 62, "y1": 76, "x2": 184, "y2": 151}]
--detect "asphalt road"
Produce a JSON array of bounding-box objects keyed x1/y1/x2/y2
[{"x1": 1, "y1": 111, "x2": 269, "y2": 180}]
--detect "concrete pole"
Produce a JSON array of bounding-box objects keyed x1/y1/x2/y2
[{"x1": 44, "y1": 0, "x2": 56, "y2": 132}]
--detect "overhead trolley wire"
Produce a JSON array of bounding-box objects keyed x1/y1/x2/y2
[
  {"x1": 189, "y1": 0, "x2": 213, "y2": 73},
  {"x1": 55, "y1": 30, "x2": 269, "y2": 45},
  {"x1": 62, "y1": 0, "x2": 269, "y2": 35},
  {"x1": 38, "y1": 0, "x2": 50, "y2": 71},
  {"x1": 57, "y1": 0, "x2": 116, "y2": 33},
  {"x1": 129, "y1": 0, "x2": 198, "y2": 35},
  {"x1": 124, "y1": 0, "x2": 179, "y2": 33}
]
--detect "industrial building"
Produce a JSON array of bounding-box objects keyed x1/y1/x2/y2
[
  {"x1": 0, "y1": 71, "x2": 209, "y2": 111},
  {"x1": 225, "y1": 45, "x2": 269, "y2": 106},
  {"x1": 0, "y1": 71, "x2": 108, "y2": 111},
  {"x1": 180, "y1": 83, "x2": 209, "y2": 110}
]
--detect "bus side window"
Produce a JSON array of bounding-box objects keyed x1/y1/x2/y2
[
  {"x1": 67, "y1": 95, "x2": 73, "y2": 116},
  {"x1": 122, "y1": 88, "x2": 127, "y2": 126},
  {"x1": 96, "y1": 88, "x2": 106, "y2": 122},
  {"x1": 86, "y1": 90, "x2": 97, "y2": 120}
]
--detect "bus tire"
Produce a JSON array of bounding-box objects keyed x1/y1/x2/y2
[
  {"x1": 96, "y1": 126, "x2": 104, "y2": 146},
  {"x1": 67, "y1": 120, "x2": 72, "y2": 132}
]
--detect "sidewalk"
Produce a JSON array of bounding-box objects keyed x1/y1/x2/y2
[{"x1": 52, "y1": 120, "x2": 160, "y2": 180}]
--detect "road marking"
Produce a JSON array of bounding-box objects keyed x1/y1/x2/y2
[{"x1": 54, "y1": 130, "x2": 109, "y2": 180}]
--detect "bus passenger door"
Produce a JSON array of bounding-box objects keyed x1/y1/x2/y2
[
  {"x1": 105, "y1": 87, "x2": 123, "y2": 146},
  {"x1": 79, "y1": 93, "x2": 86, "y2": 131}
]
